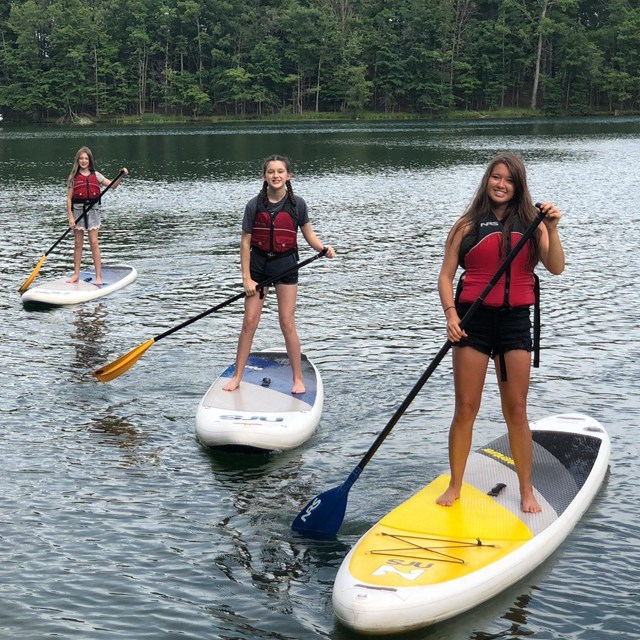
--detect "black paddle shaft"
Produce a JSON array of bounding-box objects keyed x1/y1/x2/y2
[
  {"x1": 154, "y1": 247, "x2": 329, "y2": 342},
  {"x1": 46, "y1": 169, "x2": 126, "y2": 256},
  {"x1": 358, "y1": 208, "x2": 547, "y2": 471}
]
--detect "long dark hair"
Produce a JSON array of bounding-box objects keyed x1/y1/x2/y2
[
  {"x1": 460, "y1": 153, "x2": 540, "y2": 265},
  {"x1": 259, "y1": 154, "x2": 297, "y2": 208}
]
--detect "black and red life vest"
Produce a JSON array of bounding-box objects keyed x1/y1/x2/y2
[
  {"x1": 72, "y1": 171, "x2": 101, "y2": 204},
  {"x1": 457, "y1": 211, "x2": 542, "y2": 373},
  {"x1": 457, "y1": 212, "x2": 536, "y2": 308},
  {"x1": 250, "y1": 198, "x2": 298, "y2": 253}
]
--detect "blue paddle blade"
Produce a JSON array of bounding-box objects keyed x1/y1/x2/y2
[{"x1": 291, "y1": 467, "x2": 362, "y2": 538}]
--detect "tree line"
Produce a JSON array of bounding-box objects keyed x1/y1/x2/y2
[{"x1": 0, "y1": 0, "x2": 639, "y2": 122}]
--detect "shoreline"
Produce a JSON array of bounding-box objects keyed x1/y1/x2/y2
[{"x1": 2, "y1": 108, "x2": 637, "y2": 127}]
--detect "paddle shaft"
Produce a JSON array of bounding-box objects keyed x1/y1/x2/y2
[
  {"x1": 153, "y1": 247, "x2": 329, "y2": 343},
  {"x1": 357, "y1": 209, "x2": 546, "y2": 471},
  {"x1": 46, "y1": 169, "x2": 125, "y2": 256}
]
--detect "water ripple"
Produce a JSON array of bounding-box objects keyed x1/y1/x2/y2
[{"x1": 1, "y1": 119, "x2": 639, "y2": 639}]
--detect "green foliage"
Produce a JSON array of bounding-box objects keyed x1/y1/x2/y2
[{"x1": 1, "y1": 0, "x2": 639, "y2": 121}]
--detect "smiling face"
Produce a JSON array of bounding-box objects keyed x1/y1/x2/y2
[
  {"x1": 78, "y1": 152, "x2": 91, "y2": 171},
  {"x1": 74, "y1": 147, "x2": 94, "y2": 174},
  {"x1": 264, "y1": 160, "x2": 291, "y2": 194},
  {"x1": 486, "y1": 162, "x2": 514, "y2": 213}
]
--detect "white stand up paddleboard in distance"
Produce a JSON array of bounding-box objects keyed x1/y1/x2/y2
[
  {"x1": 332, "y1": 413, "x2": 610, "y2": 635},
  {"x1": 195, "y1": 350, "x2": 324, "y2": 452},
  {"x1": 22, "y1": 264, "x2": 137, "y2": 306}
]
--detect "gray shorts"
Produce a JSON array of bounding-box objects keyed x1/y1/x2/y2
[{"x1": 73, "y1": 203, "x2": 101, "y2": 230}]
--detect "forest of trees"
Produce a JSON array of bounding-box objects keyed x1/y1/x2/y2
[{"x1": 0, "y1": 0, "x2": 639, "y2": 122}]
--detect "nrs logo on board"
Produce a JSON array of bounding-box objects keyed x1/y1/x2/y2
[{"x1": 372, "y1": 559, "x2": 433, "y2": 580}]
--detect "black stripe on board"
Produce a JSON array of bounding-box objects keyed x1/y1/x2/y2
[
  {"x1": 478, "y1": 431, "x2": 602, "y2": 516},
  {"x1": 531, "y1": 431, "x2": 602, "y2": 489}
]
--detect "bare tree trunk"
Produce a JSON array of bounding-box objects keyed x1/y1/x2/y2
[
  {"x1": 164, "y1": 39, "x2": 169, "y2": 114},
  {"x1": 449, "y1": 0, "x2": 473, "y2": 95},
  {"x1": 531, "y1": 0, "x2": 552, "y2": 109},
  {"x1": 196, "y1": 16, "x2": 203, "y2": 88},
  {"x1": 331, "y1": 0, "x2": 351, "y2": 34},
  {"x1": 316, "y1": 56, "x2": 322, "y2": 112},
  {"x1": 138, "y1": 47, "x2": 148, "y2": 115},
  {"x1": 94, "y1": 45, "x2": 100, "y2": 119}
]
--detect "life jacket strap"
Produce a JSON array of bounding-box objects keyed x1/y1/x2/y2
[
  {"x1": 532, "y1": 274, "x2": 541, "y2": 368},
  {"x1": 251, "y1": 247, "x2": 297, "y2": 261}
]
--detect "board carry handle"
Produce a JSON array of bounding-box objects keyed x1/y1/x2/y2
[{"x1": 487, "y1": 482, "x2": 507, "y2": 496}]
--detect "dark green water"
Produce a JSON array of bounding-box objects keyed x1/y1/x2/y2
[{"x1": 1, "y1": 117, "x2": 639, "y2": 639}]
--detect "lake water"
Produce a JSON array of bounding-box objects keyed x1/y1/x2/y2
[{"x1": 1, "y1": 117, "x2": 639, "y2": 639}]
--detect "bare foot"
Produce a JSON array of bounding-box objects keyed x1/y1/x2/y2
[
  {"x1": 436, "y1": 486, "x2": 460, "y2": 507},
  {"x1": 66, "y1": 274, "x2": 79, "y2": 283},
  {"x1": 521, "y1": 492, "x2": 542, "y2": 513},
  {"x1": 291, "y1": 379, "x2": 306, "y2": 394},
  {"x1": 95, "y1": 280, "x2": 102, "y2": 286},
  {"x1": 222, "y1": 378, "x2": 241, "y2": 391}
]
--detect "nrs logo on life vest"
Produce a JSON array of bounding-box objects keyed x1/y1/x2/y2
[{"x1": 220, "y1": 415, "x2": 284, "y2": 422}]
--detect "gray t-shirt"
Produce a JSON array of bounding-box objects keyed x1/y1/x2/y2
[{"x1": 242, "y1": 194, "x2": 309, "y2": 234}]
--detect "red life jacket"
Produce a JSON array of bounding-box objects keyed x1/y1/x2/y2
[
  {"x1": 250, "y1": 199, "x2": 298, "y2": 253},
  {"x1": 72, "y1": 171, "x2": 101, "y2": 203},
  {"x1": 458, "y1": 214, "x2": 536, "y2": 307}
]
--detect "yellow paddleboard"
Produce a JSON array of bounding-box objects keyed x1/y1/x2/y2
[{"x1": 333, "y1": 413, "x2": 610, "y2": 635}]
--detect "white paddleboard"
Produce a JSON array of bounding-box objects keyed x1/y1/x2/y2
[
  {"x1": 21, "y1": 264, "x2": 137, "y2": 306},
  {"x1": 332, "y1": 413, "x2": 610, "y2": 635},
  {"x1": 195, "y1": 351, "x2": 323, "y2": 452}
]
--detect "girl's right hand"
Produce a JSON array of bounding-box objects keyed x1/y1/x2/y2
[
  {"x1": 243, "y1": 278, "x2": 258, "y2": 297},
  {"x1": 445, "y1": 309, "x2": 467, "y2": 342}
]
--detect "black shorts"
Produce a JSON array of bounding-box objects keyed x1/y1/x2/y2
[
  {"x1": 454, "y1": 304, "x2": 532, "y2": 357},
  {"x1": 250, "y1": 249, "x2": 299, "y2": 286}
]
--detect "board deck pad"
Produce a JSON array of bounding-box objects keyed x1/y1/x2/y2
[
  {"x1": 348, "y1": 428, "x2": 603, "y2": 582},
  {"x1": 202, "y1": 352, "x2": 318, "y2": 412}
]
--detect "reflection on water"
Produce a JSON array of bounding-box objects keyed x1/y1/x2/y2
[
  {"x1": 1, "y1": 119, "x2": 639, "y2": 639},
  {"x1": 72, "y1": 303, "x2": 108, "y2": 372},
  {"x1": 469, "y1": 593, "x2": 535, "y2": 640},
  {"x1": 86, "y1": 411, "x2": 153, "y2": 467}
]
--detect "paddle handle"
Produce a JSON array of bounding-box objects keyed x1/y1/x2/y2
[
  {"x1": 154, "y1": 247, "x2": 329, "y2": 342},
  {"x1": 47, "y1": 169, "x2": 126, "y2": 256},
  {"x1": 357, "y1": 207, "x2": 546, "y2": 471}
]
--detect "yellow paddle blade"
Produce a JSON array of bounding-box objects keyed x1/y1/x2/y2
[
  {"x1": 18, "y1": 254, "x2": 47, "y2": 293},
  {"x1": 92, "y1": 338, "x2": 156, "y2": 382}
]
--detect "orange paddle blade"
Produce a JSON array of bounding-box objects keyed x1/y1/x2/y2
[
  {"x1": 92, "y1": 338, "x2": 156, "y2": 382},
  {"x1": 18, "y1": 254, "x2": 47, "y2": 293}
]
